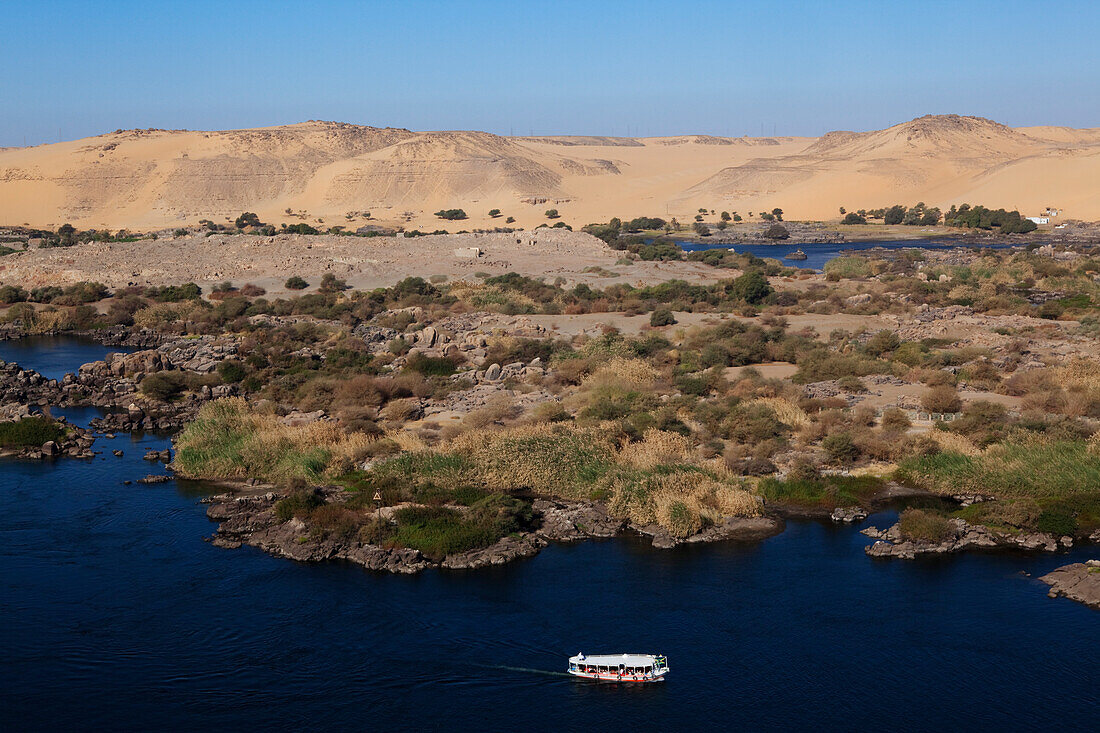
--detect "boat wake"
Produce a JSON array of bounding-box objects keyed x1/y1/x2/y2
[{"x1": 475, "y1": 664, "x2": 572, "y2": 678}]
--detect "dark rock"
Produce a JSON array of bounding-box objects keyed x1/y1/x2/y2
[{"x1": 533, "y1": 499, "x2": 624, "y2": 541}]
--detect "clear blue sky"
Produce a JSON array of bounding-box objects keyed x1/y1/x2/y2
[{"x1": 3, "y1": 0, "x2": 1098, "y2": 146}]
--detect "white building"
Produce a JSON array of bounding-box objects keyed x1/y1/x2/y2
[{"x1": 1027, "y1": 217, "x2": 1049, "y2": 225}]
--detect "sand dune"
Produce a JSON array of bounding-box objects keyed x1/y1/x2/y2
[{"x1": 1, "y1": 114, "x2": 1097, "y2": 230}]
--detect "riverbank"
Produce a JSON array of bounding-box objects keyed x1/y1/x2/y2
[
  {"x1": 202, "y1": 483, "x2": 786, "y2": 573},
  {"x1": 3, "y1": 239, "x2": 1100, "y2": 584}
]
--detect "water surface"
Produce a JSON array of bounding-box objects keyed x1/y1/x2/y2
[
  {"x1": 676, "y1": 238, "x2": 1018, "y2": 272},
  {"x1": 0, "y1": 335, "x2": 133, "y2": 381}
]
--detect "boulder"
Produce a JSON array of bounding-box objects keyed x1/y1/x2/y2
[
  {"x1": 1039, "y1": 562, "x2": 1100, "y2": 610},
  {"x1": 484, "y1": 363, "x2": 502, "y2": 381},
  {"x1": 831, "y1": 506, "x2": 868, "y2": 523}
]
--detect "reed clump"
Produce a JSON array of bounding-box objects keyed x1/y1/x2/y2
[{"x1": 173, "y1": 398, "x2": 376, "y2": 484}]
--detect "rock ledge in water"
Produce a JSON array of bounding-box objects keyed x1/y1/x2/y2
[{"x1": 1039, "y1": 561, "x2": 1100, "y2": 610}]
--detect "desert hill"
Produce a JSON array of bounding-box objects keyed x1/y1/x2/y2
[{"x1": 1, "y1": 115, "x2": 1098, "y2": 230}]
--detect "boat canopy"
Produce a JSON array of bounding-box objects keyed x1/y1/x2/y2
[{"x1": 570, "y1": 653, "x2": 660, "y2": 667}]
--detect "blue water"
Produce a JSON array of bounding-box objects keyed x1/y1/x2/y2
[
  {"x1": 1, "y1": 338, "x2": 1097, "y2": 731},
  {"x1": 0, "y1": 335, "x2": 133, "y2": 381},
  {"x1": 675, "y1": 238, "x2": 1017, "y2": 272}
]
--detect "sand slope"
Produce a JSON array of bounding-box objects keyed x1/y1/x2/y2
[{"x1": 1, "y1": 115, "x2": 1098, "y2": 230}]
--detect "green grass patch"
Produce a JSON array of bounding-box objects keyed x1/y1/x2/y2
[
  {"x1": 381, "y1": 494, "x2": 534, "y2": 561},
  {"x1": 757, "y1": 475, "x2": 884, "y2": 509},
  {"x1": 0, "y1": 416, "x2": 65, "y2": 447},
  {"x1": 896, "y1": 441, "x2": 1100, "y2": 500},
  {"x1": 897, "y1": 508, "x2": 955, "y2": 542}
]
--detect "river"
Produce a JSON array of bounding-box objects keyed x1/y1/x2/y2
[
  {"x1": 1, "y1": 338, "x2": 1096, "y2": 731},
  {"x1": 675, "y1": 238, "x2": 1017, "y2": 272}
]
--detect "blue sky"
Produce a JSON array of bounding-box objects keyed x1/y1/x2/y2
[{"x1": 3, "y1": 0, "x2": 1098, "y2": 145}]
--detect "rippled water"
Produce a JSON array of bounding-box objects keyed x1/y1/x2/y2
[
  {"x1": 0, "y1": 335, "x2": 134, "y2": 381},
  {"x1": 676, "y1": 238, "x2": 1017, "y2": 272},
  {"x1": 1, "y1": 338, "x2": 1097, "y2": 731}
]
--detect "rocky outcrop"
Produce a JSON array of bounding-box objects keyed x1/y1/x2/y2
[
  {"x1": 1039, "y1": 560, "x2": 1100, "y2": 609},
  {"x1": 864, "y1": 518, "x2": 1068, "y2": 559},
  {"x1": 633, "y1": 515, "x2": 784, "y2": 549},
  {"x1": 533, "y1": 499, "x2": 624, "y2": 541},
  {"x1": 84, "y1": 335, "x2": 239, "y2": 378},
  {"x1": 831, "y1": 506, "x2": 868, "y2": 523},
  {"x1": 441, "y1": 534, "x2": 546, "y2": 569},
  {"x1": 684, "y1": 516, "x2": 785, "y2": 544}
]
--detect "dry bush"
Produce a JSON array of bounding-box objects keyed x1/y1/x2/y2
[
  {"x1": 921, "y1": 370, "x2": 956, "y2": 387},
  {"x1": 925, "y1": 429, "x2": 981, "y2": 456},
  {"x1": 745, "y1": 397, "x2": 810, "y2": 428},
  {"x1": 387, "y1": 430, "x2": 428, "y2": 452},
  {"x1": 648, "y1": 473, "x2": 761, "y2": 538},
  {"x1": 448, "y1": 423, "x2": 617, "y2": 496},
  {"x1": 460, "y1": 394, "x2": 521, "y2": 430},
  {"x1": 133, "y1": 302, "x2": 191, "y2": 329},
  {"x1": 379, "y1": 398, "x2": 422, "y2": 423},
  {"x1": 922, "y1": 386, "x2": 962, "y2": 413},
  {"x1": 334, "y1": 375, "x2": 387, "y2": 408},
  {"x1": 881, "y1": 407, "x2": 912, "y2": 431},
  {"x1": 583, "y1": 357, "x2": 658, "y2": 390},
  {"x1": 851, "y1": 406, "x2": 878, "y2": 427},
  {"x1": 1053, "y1": 359, "x2": 1100, "y2": 417},
  {"x1": 527, "y1": 401, "x2": 571, "y2": 424},
  {"x1": 1002, "y1": 368, "x2": 1056, "y2": 396},
  {"x1": 618, "y1": 429, "x2": 695, "y2": 469}
]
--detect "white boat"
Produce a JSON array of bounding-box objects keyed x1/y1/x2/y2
[{"x1": 567, "y1": 652, "x2": 669, "y2": 682}]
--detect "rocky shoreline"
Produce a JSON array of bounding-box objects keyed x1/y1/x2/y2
[
  {"x1": 202, "y1": 486, "x2": 786, "y2": 573},
  {"x1": 862, "y1": 517, "x2": 1099, "y2": 559}
]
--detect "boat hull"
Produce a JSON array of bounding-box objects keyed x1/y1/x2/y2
[{"x1": 567, "y1": 669, "x2": 667, "y2": 682}]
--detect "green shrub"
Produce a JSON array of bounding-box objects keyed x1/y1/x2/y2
[
  {"x1": 274, "y1": 490, "x2": 326, "y2": 521},
  {"x1": 319, "y1": 273, "x2": 347, "y2": 293},
  {"x1": 389, "y1": 494, "x2": 533, "y2": 561},
  {"x1": 140, "y1": 372, "x2": 187, "y2": 401},
  {"x1": 404, "y1": 353, "x2": 457, "y2": 377},
  {"x1": 762, "y1": 224, "x2": 789, "y2": 240},
  {"x1": 0, "y1": 416, "x2": 65, "y2": 447},
  {"x1": 895, "y1": 441, "x2": 1100, "y2": 501},
  {"x1": 650, "y1": 308, "x2": 676, "y2": 327},
  {"x1": 824, "y1": 256, "x2": 871, "y2": 279},
  {"x1": 757, "y1": 475, "x2": 882, "y2": 508},
  {"x1": 823, "y1": 432, "x2": 859, "y2": 463},
  {"x1": 666, "y1": 500, "x2": 699, "y2": 538},
  {"x1": 837, "y1": 375, "x2": 866, "y2": 393},
  {"x1": 897, "y1": 508, "x2": 955, "y2": 542},
  {"x1": 434, "y1": 209, "x2": 468, "y2": 221},
  {"x1": 285, "y1": 276, "x2": 309, "y2": 290},
  {"x1": 1035, "y1": 508, "x2": 1077, "y2": 536},
  {"x1": 728, "y1": 271, "x2": 773, "y2": 304},
  {"x1": 217, "y1": 360, "x2": 247, "y2": 383}
]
